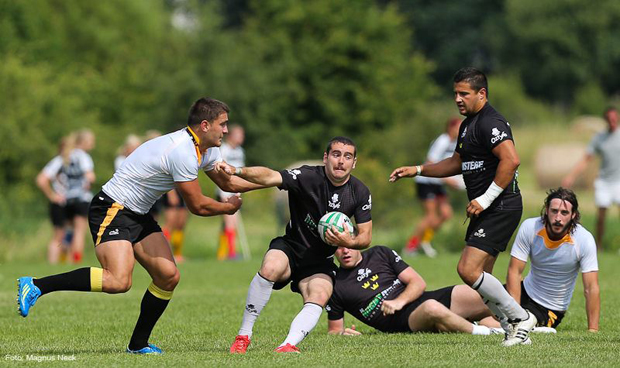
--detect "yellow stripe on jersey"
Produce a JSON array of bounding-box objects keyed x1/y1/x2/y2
[
  {"x1": 148, "y1": 282, "x2": 173, "y2": 300},
  {"x1": 95, "y1": 202, "x2": 124, "y2": 246},
  {"x1": 536, "y1": 227, "x2": 574, "y2": 250},
  {"x1": 90, "y1": 267, "x2": 103, "y2": 292},
  {"x1": 186, "y1": 126, "x2": 202, "y2": 163}
]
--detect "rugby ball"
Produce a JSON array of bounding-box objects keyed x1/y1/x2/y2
[{"x1": 318, "y1": 211, "x2": 354, "y2": 246}]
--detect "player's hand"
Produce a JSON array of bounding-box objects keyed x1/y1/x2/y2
[
  {"x1": 381, "y1": 299, "x2": 405, "y2": 315},
  {"x1": 325, "y1": 225, "x2": 354, "y2": 247},
  {"x1": 466, "y1": 199, "x2": 484, "y2": 217},
  {"x1": 51, "y1": 193, "x2": 66, "y2": 205},
  {"x1": 389, "y1": 166, "x2": 418, "y2": 182},
  {"x1": 214, "y1": 161, "x2": 235, "y2": 175},
  {"x1": 342, "y1": 325, "x2": 361, "y2": 336},
  {"x1": 225, "y1": 194, "x2": 242, "y2": 214}
]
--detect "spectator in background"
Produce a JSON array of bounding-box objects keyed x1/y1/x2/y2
[
  {"x1": 36, "y1": 135, "x2": 74, "y2": 264},
  {"x1": 217, "y1": 124, "x2": 246, "y2": 260},
  {"x1": 36, "y1": 130, "x2": 96, "y2": 264},
  {"x1": 405, "y1": 117, "x2": 464, "y2": 257},
  {"x1": 562, "y1": 107, "x2": 620, "y2": 251},
  {"x1": 115, "y1": 134, "x2": 142, "y2": 171}
]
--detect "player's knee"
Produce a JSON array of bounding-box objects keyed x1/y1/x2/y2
[
  {"x1": 107, "y1": 277, "x2": 132, "y2": 294},
  {"x1": 260, "y1": 263, "x2": 286, "y2": 281},
  {"x1": 456, "y1": 264, "x2": 478, "y2": 286},
  {"x1": 421, "y1": 300, "x2": 448, "y2": 320},
  {"x1": 159, "y1": 267, "x2": 180, "y2": 290}
]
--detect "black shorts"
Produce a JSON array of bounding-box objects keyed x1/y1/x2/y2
[
  {"x1": 386, "y1": 286, "x2": 455, "y2": 333},
  {"x1": 49, "y1": 202, "x2": 66, "y2": 227},
  {"x1": 416, "y1": 182, "x2": 447, "y2": 200},
  {"x1": 465, "y1": 208, "x2": 522, "y2": 257},
  {"x1": 520, "y1": 282, "x2": 565, "y2": 328},
  {"x1": 65, "y1": 199, "x2": 90, "y2": 218},
  {"x1": 49, "y1": 200, "x2": 89, "y2": 227},
  {"x1": 88, "y1": 191, "x2": 162, "y2": 247},
  {"x1": 268, "y1": 236, "x2": 337, "y2": 294},
  {"x1": 162, "y1": 190, "x2": 186, "y2": 209}
]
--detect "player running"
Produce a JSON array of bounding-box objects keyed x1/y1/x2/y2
[
  {"x1": 17, "y1": 97, "x2": 260, "y2": 354},
  {"x1": 390, "y1": 67, "x2": 536, "y2": 346},
  {"x1": 223, "y1": 136, "x2": 373, "y2": 353}
]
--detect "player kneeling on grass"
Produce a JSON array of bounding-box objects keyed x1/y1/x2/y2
[
  {"x1": 327, "y1": 246, "x2": 495, "y2": 336},
  {"x1": 481, "y1": 188, "x2": 600, "y2": 333},
  {"x1": 16, "y1": 98, "x2": 263, "y2": 355}
]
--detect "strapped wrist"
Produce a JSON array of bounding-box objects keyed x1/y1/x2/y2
[
  {"x1": 474, "y1": 181, "x2": 504, "y2": 210},
  {"x1": 234, "y1": 167, "x2": 243, "y2": 176}
]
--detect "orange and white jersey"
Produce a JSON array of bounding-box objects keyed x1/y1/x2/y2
[{"x1": 510, "y1": 217, "x2": 598, "y2": 312}]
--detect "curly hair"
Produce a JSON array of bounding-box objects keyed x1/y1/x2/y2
[{"x1": 540, "y1": 187, "x2": 581, "y2": 234}]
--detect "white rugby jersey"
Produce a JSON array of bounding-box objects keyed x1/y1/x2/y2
[
  {"x1": 102, "y1": 128, "x2": 222, "y2": 214},
  {"x1": 510, "y1": 217, "x2": 598, "y2": 311},
  {"x1": 42, "y1": 148, "x2": 94, "y2": 202}
]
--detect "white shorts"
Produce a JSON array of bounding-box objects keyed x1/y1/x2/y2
[{"x1": 594, "y1": 178, "x2": 620, "y2": 208}]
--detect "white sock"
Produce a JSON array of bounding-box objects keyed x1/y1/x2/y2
[
  {"x1": 279, "y1": 303, "x2": 323, "y2": 347},
  {"x1": 472, "y1": 272, "x2": 528, "y2": 321},
  {"x1": 472, "y1": 324, "x2": 491, "y2": 335},
  {"x1": 238, "y1": 273, "x2": 274, "y2": 337}
]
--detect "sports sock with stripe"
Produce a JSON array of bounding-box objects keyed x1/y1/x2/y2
[
  {"x1": 32, "y1": 267, "x2": 104, "y2": 295},
  {"x1": 128, "y1": 282, "x2": 172, "y2": 351}
]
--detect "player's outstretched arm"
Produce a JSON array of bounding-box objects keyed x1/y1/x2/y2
[
  {"x1": 582, "y1": 271, "x2": 600, "y2": 332},
  {"x1": 206, "y1": 167, "x2": 266, "y2": 193},
  {"x1": 389, "y1": 153, "x2": 462, "y2": 182},
  {"x1": 175, "y1": 179, "x2": 241, "y2": 216},
  {"x1": 381, "y1": 267, "x2": 426, "y2": 316},
  {"x1": 506, "y1": 257, "x2": 526, "y2": 303},
  {"x1": 214, "y1": 162, "x2": 282, "y2": 187}
]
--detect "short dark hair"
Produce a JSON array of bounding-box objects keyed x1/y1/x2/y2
[
  {"x1": 325, "y1": 136, "x2": 356, "y2": 157},
  {"x1": 541, "y1": 187, "x2": 581, "y2": 234},
  {"x1": 454, "y1": 67, "x2": 488, "y2": 95},
  {"x1": 187, "y1": 97, "x2": 230, "y2": 127},
  {"x1": 604, "y1": 106, "x2": 618, "y2": 115}
]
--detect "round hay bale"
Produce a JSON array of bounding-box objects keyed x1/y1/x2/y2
[
  {"x1": 571, "y1": 115, "x2": 606, "y2": 136},
  {"x1": 534, "y1": 144, "x2": 598, "y2": 189}
]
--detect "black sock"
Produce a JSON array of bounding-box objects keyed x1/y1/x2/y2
[
  {"x1": 32, "y1": 267, "x2": 91, "y2": 295},
  {"x1": 128, "y1": 289, "x2": 170, "y2": 351}
]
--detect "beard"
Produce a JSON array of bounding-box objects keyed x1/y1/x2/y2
[{"x1": 547, "y1": 220, "x2": 572, "y2": 238}]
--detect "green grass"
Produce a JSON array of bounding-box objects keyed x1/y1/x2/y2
[{"x1": 1, "y1": 250, "x2": 619, "y2": 367}]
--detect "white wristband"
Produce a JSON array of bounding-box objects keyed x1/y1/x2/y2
[
  {"x1": 415, "y1": 165, "x2": 423, "y2": 176},
  {"x1": 474, "y1": 181, "x2": 504, "y2": 210},
  {"x1": 234, "y1": 167, "x2": 243, "y2": 176}
]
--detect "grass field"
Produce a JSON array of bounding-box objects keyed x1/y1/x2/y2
[{"x1": 1, "y1": 249, "x2": 619, "y2": 367}]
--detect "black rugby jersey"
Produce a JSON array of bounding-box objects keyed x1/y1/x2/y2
[
  {"x1": 326, "y1": 246, "x2": 409, "y2": 332},
  {"x1": 455, "y1": 103, "x2": 522, "y2": 210},
  {"x1": 278, "y1": 165, "x2": 372, "y2": 259}
]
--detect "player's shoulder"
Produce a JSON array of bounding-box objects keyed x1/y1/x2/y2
[
  {"x1": 572, "y1": 224, "x2": 596, "y2": 247},
  {"x1": 348, "y1": 174, "x2": 371, "y2": 192},
  {"x1": 521, "y1": 217, "x2": 542, "y2": 231},
  {"x1": 477, "y1": 104, "x2": 509, "y2": 126}
]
